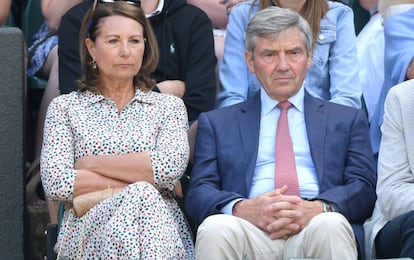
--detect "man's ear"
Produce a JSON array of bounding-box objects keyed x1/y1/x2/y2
[
  {"x1": 306, "y1": 48, "x2": 313, "y2": 70},
  {"x1": 245, "y1": 50, "x2": 255, "y2": 73},
  {"x1": 85, "y1": 38, "x2": 96, "y2": 60}
]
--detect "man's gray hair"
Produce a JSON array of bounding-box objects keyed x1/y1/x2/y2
[{"x1": 245, "y1": 6, "x2": 313, "y2": 57}]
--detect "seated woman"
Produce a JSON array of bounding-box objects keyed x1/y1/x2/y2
[{"x1": 40, "y1": 0, "x2": 194, "y2": 258}]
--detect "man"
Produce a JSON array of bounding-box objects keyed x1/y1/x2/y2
[
  {"x1": 364, "y1": 79, "x2": 414, "y2": 259},
  {"x1": 356, "y1": 0, "x2": 384, "y2": 122},
  {"x1": 185, "y1": 6, "x2": 376, "y2": 260},
  {"x1": 369, "y1": 2, "x2": 414, "y2": 154},
  {"x1": 58, "y1": 0, "x2": 217, "y2": 123}
]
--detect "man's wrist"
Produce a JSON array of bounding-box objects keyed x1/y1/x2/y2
[
  {"x1": 232, "y1": 199, "x2": 244, "y2": 216},
  {"x1": 321, "y1": 201, "x2": 335, "y2": 212}
]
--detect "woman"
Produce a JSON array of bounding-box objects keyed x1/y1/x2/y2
[
  {"x1": 217, "y1": 0, "x2": 361, "y2": 109},
  {"x1": 58, "y1": 0, "x2": 217, "y2": 124},
  {"x1": 40, "y1": 0, "x2": 194, "y2": 258}
]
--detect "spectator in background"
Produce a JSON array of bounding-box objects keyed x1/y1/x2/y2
[
  {"x1": 369, "y1": 0, "x2": 414, "y2": 155},
  {"x1": 59, "y1": 0, "x2": 217, "y2": 124},
  {"x1": 356, "y1": 0, "x2": 384, "y2": 121},
  {"x1": 0, "y1": 0, "x2": 12, "y2": 25},
  {"x1": 41, "y1": 1, "x2": 194, "y2": 258},
  {"x1": 186, "y1": 6, "x2": 376, "y2": 259},
  {"x1": 217, "y1": 0, "x2": 361, "y2": 109},
  {"x1": 188, "y1": 0, "x2": 249, "y2": 93},
  {"x1": 187, "y1": 0, "x2": 228, "y2": 64},
  {"x1": 364, "y1": 78, "x2": 414, "y2": 259},
  {"x1": 26, "y1": 0, "x2": 84, "y2": 223},
  {"x1": 30, "y1": 0, "x2": 83, "y2": 160}
]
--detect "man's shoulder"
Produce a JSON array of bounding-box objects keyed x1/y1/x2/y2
[
  {"x1": 168, "y1": 3, "x2": 211, "y2": 24},
  {"x1": 325, "y1": 0, "x2": 353, "y2": 21},
  {"x1": 163, "y1": 0, "x2": 207, "y2": 18},
  {"x1": 306, "y1": 92, "x2": 362, "y2": 116},
  {"x1": 388, "y1": 79, "x2": 414, "y2": 102},
  {"x1": 201, "y1": 101, "x2": 249, "y2": 120},
  {"x1": 62, "y1": 1, "x2": 92, "y2": 21}
]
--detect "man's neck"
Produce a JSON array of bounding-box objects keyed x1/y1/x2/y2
[{"x1": 141, "y1": 0, "x2": 160, "y2": 15}]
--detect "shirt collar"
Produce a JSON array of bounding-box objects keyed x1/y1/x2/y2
[
  {"x1": 260, "y1": 83, "x2": 305, "y2": 115},
  {"x1": 146, "y1": 0, "x2": 164, "y2": 18}
]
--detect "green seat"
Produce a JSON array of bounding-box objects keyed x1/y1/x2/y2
[
  {"x1": 2, "y1": 12, "x2": 15, "y2": 27},
  {"x1": 22, "y1": 0, "x2": 45, "y2": 47}
]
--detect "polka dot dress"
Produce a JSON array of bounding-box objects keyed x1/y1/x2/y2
[{"x1": 40, "y1": 89, "x2": 194, "y2": 259}]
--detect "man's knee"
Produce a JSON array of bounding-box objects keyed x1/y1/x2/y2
[
  {"x1": 197, "y1": 214, "x2": 239, "y2": 241},
  {"x1": 306, "y1": 212, "x2": 354, "y2": 238},
  {"x1": 399, "y1": 210, "x2": 414, "y2": 231}
]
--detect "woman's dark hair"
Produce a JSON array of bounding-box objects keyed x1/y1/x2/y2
[{"x1": 77, "y1": 1, "x2": 159, "y2": 92}]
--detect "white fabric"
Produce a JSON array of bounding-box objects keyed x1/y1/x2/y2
[
  {"x1": 364, "y1": 79, "x2": 414, "y2": 259},
  {"x1": 356, "y1": 12, "x2": 385, "y2": 121},
  {"x1": 196, "y1": 213, "x2": 357, "y2": 260}
]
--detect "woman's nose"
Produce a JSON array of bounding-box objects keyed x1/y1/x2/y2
[{"x1": 119, "y1": 41, "x2": 131, "y2": 57}]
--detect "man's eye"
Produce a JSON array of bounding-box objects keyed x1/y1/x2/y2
[{"x1": 108, "y1": 39, "x2": 118, "y2": 44}]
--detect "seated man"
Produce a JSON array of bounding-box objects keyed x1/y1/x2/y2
[
  {"x1": 185, "y1": 6, "x2": 376, "y2": 260},
  {"x1": 369, "y1": 3, "x2": 414, "y2": 155},
  {"x1": 364, "y1": 78, "x2": 414, "y2": 259}
]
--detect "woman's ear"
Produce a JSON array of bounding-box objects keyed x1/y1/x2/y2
[{"x1": 85, "y1": 38, "x2": 96, "y2": 60}]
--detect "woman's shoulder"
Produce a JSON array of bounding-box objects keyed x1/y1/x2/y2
[
  {"x1": 327, "y1": 0, "x2": 353, "y2": 15},
  {"x1": 321, "y1": 1, "x2": 354, "y2": 32},
  {"x1": 49, "y1": 91, "x2": 84, "y2": 108},
  {"x1": 145, "y1": 91, "x2": 186, "y2": 109},
  {"x1": 230, "y1": 1, "x2": 259, "y2": 21}
]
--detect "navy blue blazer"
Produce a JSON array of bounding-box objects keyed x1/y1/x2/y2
[{"x1": 185, "y1": 91, "x2": 376, "y2": 258}]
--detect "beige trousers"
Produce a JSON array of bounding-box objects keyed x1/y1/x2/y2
[{"x1": 195, "y1": 212, "x2": 357, "y2": 260}]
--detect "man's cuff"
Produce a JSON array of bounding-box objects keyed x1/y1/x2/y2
[{"x1": 220, "y1": 198, "x2": 244, "y2": 215}]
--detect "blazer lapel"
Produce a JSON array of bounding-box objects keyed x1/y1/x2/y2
[
  {"x1": 304, "y1": 91, "x2": 327, "y2": 182},
  {"x1": 237, "y1": 94, "x2": 261, "y2": 193}
]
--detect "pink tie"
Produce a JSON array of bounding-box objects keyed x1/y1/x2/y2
[{"x1": 275, "y1": 101, "x2": 300, "y2": 196}]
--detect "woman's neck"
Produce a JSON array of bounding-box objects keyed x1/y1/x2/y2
[
  {"x1": 100, "y1": 81, "x2": 135, "y2": 111},
  {"x1": 274, "y1": 0, "x2": 306, "y2": 12}
]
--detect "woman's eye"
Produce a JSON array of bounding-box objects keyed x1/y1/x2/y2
[{"x1": 108, "y1": 39, "x2": 118, "y2": 44}]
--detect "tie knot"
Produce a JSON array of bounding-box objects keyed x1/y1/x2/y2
[{"x1": 278, "y1": 101, "x2": 292, "y2": 110}]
